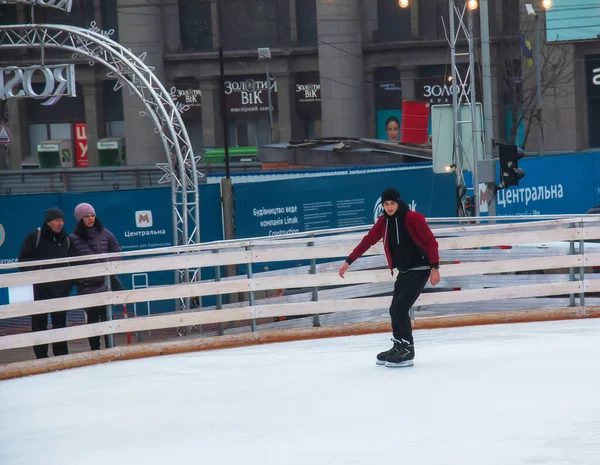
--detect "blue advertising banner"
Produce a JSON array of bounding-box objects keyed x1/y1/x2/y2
[
  {"x1": 0, "y1": 193, "x2": 62, "y2": 265},
  {"x1": 495, "y1": 152, "x2": 600, "y2": 216},
  {"x1": 0, "y1": 185, "x2": 224, "y2": 314},
  {"x1": 61, "y1": 189, "x2": 174, "y2": 252},
  {"x1": 234, "y1": 167, "x2": 457, "y2": 239}
]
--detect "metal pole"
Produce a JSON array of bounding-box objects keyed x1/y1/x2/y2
[
  {"x1": 468, "y1": 9, "x2": 480, "y2": 217},
  {"x1": 449, "y1": 0, "x2": 462, "y2": 188},
  {"x1": 217, "y1": 0, "x2": 238, "y2": 293},
  {"x1": 579, "y1": 223, "x2": 585, "y2": 307},
  {"x1": 214, "y1": 249, "x2": 225, "y2": 336},
  {"x1": 104, "y1": 275, "x2": 115, "y2": 349},
  {"x1": 535, "y1": 14, "x2": 543, "y2": 156},
  {"x1": 479, "y1": 0, "x2": 497, "y2": 218},
  {"x1": 246, "y1": 246, "x2": 256, "y2": 332},
  {"x1": 216, "y1": 0, "x2": 231, "y2": 179},
  {"x1": 266, "y1": 63, "x2": 273, "y2": 144},
  {"x1": 569, "y1": 231, "x2": 576, "y2": 307},
  {"x1": 309, "y1": 238, "x2": 320, "y2": 327},
  {"x1": 171, "y1": 177, "x2": 179, "y2": 313}
]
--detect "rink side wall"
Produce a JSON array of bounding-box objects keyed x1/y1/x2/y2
[{"x1": 2, "y1": 215, "x2": 600, "y2": 379}]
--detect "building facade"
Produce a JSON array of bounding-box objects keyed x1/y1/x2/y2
[{"x1": 0, "y1": 0, "x2": 595, "y2": 170}]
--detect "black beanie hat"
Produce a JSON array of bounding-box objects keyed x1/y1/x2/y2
[
  {"x1": 381, "y1": 188, "x2": 401, "y2": 204},
  {"x1": 45, "y1": 207, "x2": 65, "y2": 223}
]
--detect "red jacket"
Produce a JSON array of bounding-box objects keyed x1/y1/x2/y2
[{"x1": 347, "y1": 211, "x2": 439, "y2": 272}]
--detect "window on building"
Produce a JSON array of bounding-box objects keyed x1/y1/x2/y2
[
  {"x1": 29, "y1": 124, "x2": 50, "y2": 154},
  {"x1": 296, "y1": 0, "x2": 317, "y2": 46},
  {"x1": 377, "y1": 0, "x2": 412, "y2": 42},
  {"x1": 0, "y1": 4, "x2": 18, "y2": 24},
  {"x1": 26, "y1": 83, "x2": 85, "y2": 124},
  {"x1": 28, "y1": 122, "x2": 75, "y2": 161},
  {"x1": 585, "y1": 55, "x2": 600, "y2": 148},
  {"x1": 229, "y1": 118, "x2": 273, "y2": 147},
  {"x1": 502, "y1": 0, "x2": 520, "y2": 35},
  {"x1": 103, "y1": 80, "x2": 124, "y2": 137},
  {"x1": 101, "y1": 0, "x2": 119, "y2": 41},
  {"x1": 301, "y1": 119, "x2": 316, "y2": 139},
  {"x1": 180, "y1": 0, "x2": 213, "y2": 51},
  {"x1": 419, "y1": 0, "x2": 446, "y2": 40},
  {"x1": 26, "y1": 1, "x2": 95, "y2": 59},
  {"x1": 419, "y1": 0, "x2": 480, "y2": 40},
  {"x1": 26, "y1": 82, "x2": 84, "y2": 159},
  {"x1": 0, "y1": 5, "x2": 20, "y2": 60},
  {"x1": 31, "y1": 0, "x2": 95, "y2": 27},
  {"x1": 221, "y1": 0, "x2": 291, "y2": 50}
]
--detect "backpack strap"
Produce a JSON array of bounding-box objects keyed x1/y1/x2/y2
[{"x1": 35, "y1": 227, "x2": 70, "y2": 255}]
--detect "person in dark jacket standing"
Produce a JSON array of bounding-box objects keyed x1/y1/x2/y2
[
  {"x1": 70, "y1": 203, "x2": 122, "y2": 351},
  {"x1": 18, "y1": 207, "x2": 75, "y2": 359},
  {"x1": 338, "y1": 188, "x2": 440, "y2": 368}
]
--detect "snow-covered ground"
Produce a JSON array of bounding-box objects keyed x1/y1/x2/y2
[{"x1": 1, "y1": 318, "x2": 599, "y2": 465}]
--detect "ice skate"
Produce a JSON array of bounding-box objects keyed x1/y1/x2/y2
[
  {"x1": 385, "y1": 341, "x2": 415, "y2": 367},
  {"x1": 376, "y1": 338, "x2": 402, "y2": 365}
]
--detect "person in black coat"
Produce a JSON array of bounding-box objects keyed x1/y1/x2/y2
[{"x1": 18, "y1": 208, "x2": 76, "y2": 359}]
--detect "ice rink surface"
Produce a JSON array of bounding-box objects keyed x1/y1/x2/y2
[{"x1": 1, "y1": 318, "x2": 600, "y2": 465}]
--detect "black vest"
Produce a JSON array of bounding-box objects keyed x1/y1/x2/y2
[{"x1": 386, "y1": 215, "x2": 429, "y2": 271}]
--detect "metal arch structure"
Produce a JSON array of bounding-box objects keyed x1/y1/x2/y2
[{"x1": 0, "y1": 23, "x2": 202, "y2": 312}]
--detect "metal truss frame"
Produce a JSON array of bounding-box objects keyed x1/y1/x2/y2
[
  {"x1": 447, "y1": 0, "x2": 480, "y2": 216},
  {"x1": 0, "y1": 23, "x2": 202, "y2": 314}
]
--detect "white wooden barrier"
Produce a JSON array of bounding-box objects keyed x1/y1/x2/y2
[{"x1": 1, "y1": 215, "x2": 600, "y2": 352}]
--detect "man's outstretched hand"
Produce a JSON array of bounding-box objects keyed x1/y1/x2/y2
[
  {"x1": 430, "y1": 268, "x2": 440, "y2": 286},
  {"x1": 338, "y1": 262, "x2": 349, "y2": 278}
]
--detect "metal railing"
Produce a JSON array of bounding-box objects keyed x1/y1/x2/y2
[{"x1": 0, "y1": 163, "x2": 263, "y2": 195}]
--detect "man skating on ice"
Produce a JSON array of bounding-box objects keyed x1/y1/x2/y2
[{"x1": 338, "y1": 188, "x2": 440, "y2": 367}]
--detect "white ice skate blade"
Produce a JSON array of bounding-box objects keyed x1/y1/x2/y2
[
  {"x1": 385, "y1": 360, "x2": 414, "y2": 368},
  {"x1": 376, "y1": 360, "x2": 386, "y2": 366}
]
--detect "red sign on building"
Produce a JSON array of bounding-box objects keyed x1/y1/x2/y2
[{"x1": 74, "y1": 122, "x2": 88, "y2": 167}]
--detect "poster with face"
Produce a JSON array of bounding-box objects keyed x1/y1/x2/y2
[
  {"x1": 374, "y1": 68, "x2": 402, "y2": 142},
  {"x1": 376, "y1": 110, "x2": 402, "y2": 142}
]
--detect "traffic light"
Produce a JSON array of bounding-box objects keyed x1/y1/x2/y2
[{"x1": 498, "y1": 144, "x2": 525, "y2": 188}]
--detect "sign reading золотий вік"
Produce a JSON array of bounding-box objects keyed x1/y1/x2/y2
[
  {"x1": 0, "y1": 65, "x2": 77, "y2": 106},
  {"x1": 0, "y1": 0, "x2": 72, "y2": 12}
]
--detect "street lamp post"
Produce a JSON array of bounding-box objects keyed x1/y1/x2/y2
[
  {"x1": 526, "y1": 3, "x2": 544, "y2": 156},
  {"x1": 258, "y1": 47, "x2": 274, "y2": 144},
  {"x1": 216, "y1": 0, "x2": 231, "y2": 178}
]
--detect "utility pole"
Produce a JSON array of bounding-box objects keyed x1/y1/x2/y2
[
  {"x1": 479, "y1": 0, "x2": 497, "y2": 217},
  {"x1": 216, "y1": 0, "x2": 238, "y2": 305},
  {"x1": 468, "y1": 7, "x2": 480, "y2": 217},
  {"x1": 216, "y1": 0, "x2": 231, "y2": 180},
  {"x1": 534, "y1": 11, "x2": 543, "y2": 156},
  {"x1": 216, "y1": 0, "x2": 234, "y2": 239}
]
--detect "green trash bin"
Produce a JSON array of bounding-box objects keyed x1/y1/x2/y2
[
  {"x1": 97, "y1": 138, "x2": 126, "y2": 166},
  {"x1": 37, "y1": 140, "x2": 73, "y2": 168}
]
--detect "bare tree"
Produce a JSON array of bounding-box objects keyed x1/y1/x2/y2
[{"x1": 499, "y1": 15, "x2": 574, "y2": 149}]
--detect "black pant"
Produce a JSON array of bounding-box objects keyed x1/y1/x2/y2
[
  {"x1": 389, "y1": 269, "x2": 431, "y2": 345},
  {"x1": 85, "y1": 306, "x2": 108, "y2": 351},
  {"x1": 31, "y1": 311, "x2": 69, "y2": 359}
]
